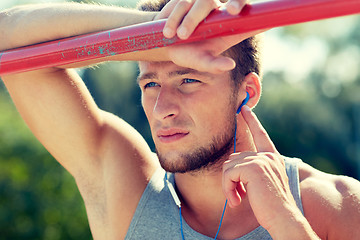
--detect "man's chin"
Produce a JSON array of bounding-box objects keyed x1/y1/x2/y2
[
  {"x1": 156, "y1": 138, "x2": 233, "y2": 174},
  {"x1": 157, "y1": 154, "x2": 194, "y2": 173},
  {"x1": 155, "y1": 117, "x2": 236, "y2": 173},
  {"x1": 162, "y1": 162, "x2": 224, "y2": 175}
]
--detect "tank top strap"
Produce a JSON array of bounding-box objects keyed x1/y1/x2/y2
[{"x1": 284, "y1": 157, "x2": 304, "y2": 214}]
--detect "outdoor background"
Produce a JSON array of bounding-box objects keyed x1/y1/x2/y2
[{"x1": 0, "y1": 0, "x2": 359, "y2": 239}]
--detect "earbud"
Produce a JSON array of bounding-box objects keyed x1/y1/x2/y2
[{"x1": 236, "y1": 91, "x2": 250, "y2": 114}]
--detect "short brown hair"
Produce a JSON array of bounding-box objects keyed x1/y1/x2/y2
[{"x1": 137, "y1": 0, "x2": 262, "y2": 86}]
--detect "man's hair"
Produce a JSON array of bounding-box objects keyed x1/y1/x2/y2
[{"x1": 137, "y1": 0, "x2": 263, "y2": 86}]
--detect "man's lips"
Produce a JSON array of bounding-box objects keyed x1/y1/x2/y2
[{"x1": 156, "y1": 129, "x2": 189, "y2": 143}]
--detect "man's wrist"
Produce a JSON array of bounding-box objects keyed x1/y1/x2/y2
[{"x1": 267, "y1": 207, "x2": 320, "y2": 240}]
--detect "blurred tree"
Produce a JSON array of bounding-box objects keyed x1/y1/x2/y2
[{"x1": 256, "y1": 15, "x2": 360, "y2": 178}]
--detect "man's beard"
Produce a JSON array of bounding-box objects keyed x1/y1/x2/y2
[{"x1": 156, "y1": 115, "x2": 236, "y2": 173}]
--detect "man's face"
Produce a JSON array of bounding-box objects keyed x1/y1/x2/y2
[{"x1": 138, "y1": 61, "x2": 239, "y2": 173}]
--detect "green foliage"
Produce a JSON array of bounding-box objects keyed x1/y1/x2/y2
[
  {"x1": 0, "y1": 88, "x2": 91, "y2": 239},
  {"x1": 255, "y1": 15, "x2": 360, "y2": 178},
  {"x1": 256, "y1": 73, "x2": 360, "y2": 177}
]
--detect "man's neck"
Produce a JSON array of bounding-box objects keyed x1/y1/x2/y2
[
  {"x1": 169, "y1": 128, "x2": 259, "y2": 238},
  {"x1": 173, "y1": 162, "x2": 259, "y2": 239}
]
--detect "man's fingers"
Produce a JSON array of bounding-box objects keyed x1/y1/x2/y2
[
  {"x1": 223, "y1": 163, "x2": 244, "y2": 208},
  {"x1": 224, "y1": 178, "x2": 242, "y2": 208},
  {"x1": 177, "y1": 0, "x2": 220, "y2": 39},
  {"x1": 163, "y1": 0, "x2": 221, "y2": 39},
  {"x1": 222, "y1": 153, "x2": 255, "y2": 207},
  {"x1": 210, "y1": 55, "x2": 236, "y2": 72},
  {"x1": 225, "y1": 0, "x2": 248, "y2": 15},
  {"x1": 155, "y1": 0, "x2": 180, "y2": 21},
  {"x1": 168, "y1": 44, "x2": 235, "y2": 73},
  {"x1": 187, "y1": 54, "x2": 235, "y2": 73},
  {"x1": 163, "y1": 0, "x2": 194, "y2": 38},
  {"x1": 241, "y1": 105, "x2": 278, "y2": 153},
  {"x1": 223, "y1": 159, "x2": 254, "y2": 208},
  {"x1": 223, "y1": 152, "x2": 256, "y2": 171}
]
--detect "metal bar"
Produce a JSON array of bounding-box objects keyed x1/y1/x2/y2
[{"x1": 0, "y1": 0, "x2": 359, "y2": 75}]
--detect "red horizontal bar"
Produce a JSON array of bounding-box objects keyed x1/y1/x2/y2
[{"x1": 0, "y1": 0, "x2": 359, "y2": 75}]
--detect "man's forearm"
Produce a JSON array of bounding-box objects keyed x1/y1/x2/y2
[
  {"x1": 266, "y1": 207, "x2": 320, "y2": 240},
  {"x1": 0, "y1": 2, "x2": 156, "y2": 51}
]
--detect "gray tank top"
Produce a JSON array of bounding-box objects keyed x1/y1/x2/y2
[{"x1": 125, "y1": 157, "x2": 304, "y2": 240}]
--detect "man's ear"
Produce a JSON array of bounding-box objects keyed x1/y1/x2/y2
[{"x1": 241, "y1": 72, "x2": 261, "y2": 108}]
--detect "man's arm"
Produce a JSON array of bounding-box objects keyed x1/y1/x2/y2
[
  {"x1": 0, "y1": 2, "x2": 160, "y2": 177},
  {"x1": 0, "y1": 2, "x2": 157, "y2": 51},
  {"x1": 0, "y1": 3, "x2": 162, "y2": 239},
  {"x1": 299, "y1": 163, "x2": 360, "y2": 240}
]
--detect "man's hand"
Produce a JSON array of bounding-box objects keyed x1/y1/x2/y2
[
  {"x1": 156, "y1": 0, "x2": 248, "y2": 39},
  {"x1": 154, "y1": 0, "x2": 264, "y2": 74},
  {"x1": 222, "y1": 105, "x2": 320, "y2": 239}
]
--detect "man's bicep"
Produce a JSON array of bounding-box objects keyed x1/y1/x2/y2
[
  {"x1": 301, "y1": 169, "x2": 360, "y2": 240},
  {"x1": 332, "y1": 176, "x2": 360, "y2": 239}
]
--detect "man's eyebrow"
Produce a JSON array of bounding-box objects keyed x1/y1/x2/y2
[
  {"x1": 137, "y1": 68, "x2": 212, "y2": 84},
  {"x1": 137, "y1": 72, "x2": 158, "y2": 84},
  {"x1": 168, "y1": 68, "x2": 211, "y2": 78}
]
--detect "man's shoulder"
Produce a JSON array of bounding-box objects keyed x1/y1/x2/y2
[
  {"x1": 297, "y1": 161, "x2": 360, "y2": 239},
  {"x1": 298, "y1": 161, "x2": 359, "y2": 202}
]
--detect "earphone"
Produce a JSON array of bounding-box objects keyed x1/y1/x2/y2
[{"x1": 237, "y1": 91, "x2": 250, "y2": 114}]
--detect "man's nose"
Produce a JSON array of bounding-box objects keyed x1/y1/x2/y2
[{"x1": 153, "y1": 87, "x2": 180, "y2": 120}]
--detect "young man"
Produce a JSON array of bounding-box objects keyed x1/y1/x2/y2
[{"x1": 0, "y1": 0, "x2": 359, "y2": 239}]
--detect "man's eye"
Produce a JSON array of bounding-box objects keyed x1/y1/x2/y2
[
  {"x1": 144, "y1": 82, "x2": 159, "y2": 89},
  {"x1": 183, "y1": 78, "x2": 200, "y2": 84}
]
